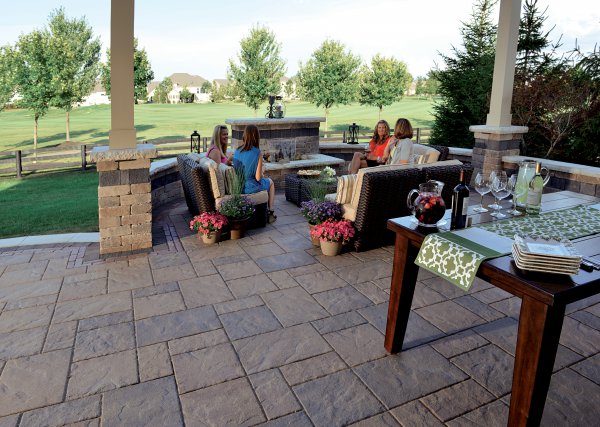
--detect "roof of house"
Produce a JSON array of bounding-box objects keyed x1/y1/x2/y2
[
  {"x1": 147, "y1": 81, "x2": 160, "y2": 93},
  {"x1": 170, "y1": 73, "x2": 207, "y2": 87}
]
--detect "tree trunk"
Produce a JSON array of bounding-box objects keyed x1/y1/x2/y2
[
  {"x1": 378, "y1": 106, "x2": 382, "y2": 120},
  {"x1": 33, "y1": 116, "x2": 38, "y2": 160},
  {"x1": 325, "y1": 107, "x2": 330, "y2": 131},
  {"x1": 65, "y1": 110, "x2": 70, "y2": 142},
  {"x1": 254, "y1": 108, "x2": 257, "y2": 118}
]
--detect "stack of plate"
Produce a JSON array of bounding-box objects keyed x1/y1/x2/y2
[{"x1": 512, "y1": 234, "x2": 582, "y2": 275}]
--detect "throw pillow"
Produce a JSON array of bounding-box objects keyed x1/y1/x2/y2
[{"x1": 336, "y1": 174, "x2": 357, "y2": 205}]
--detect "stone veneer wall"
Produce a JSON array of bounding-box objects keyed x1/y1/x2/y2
[
  {"x1": 226, "y1": 117, "x2": 325, "y2": 159},
  {"x1": 149, "y1": 159, "x2": 184, "y2": 208},
  {"x1": 92, "y1": 144, "x2": 157, "y2": 256}
]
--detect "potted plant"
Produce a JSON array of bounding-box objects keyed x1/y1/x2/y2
[
  {"x1": 300, "y1": 200, "x2": 343, "y2": 246},
  {"x1": 310, "y1": 218, "x2": 356, "y2": 256},
  {"x1": 189, "y1": 212, "x2": 228, "y2": 245},
  {"x1": 320, "y1": 166, "x2": 337, "y2": 183},
  {"x1": 218, "y1": 195, "x2": 255, "y2": 239}
]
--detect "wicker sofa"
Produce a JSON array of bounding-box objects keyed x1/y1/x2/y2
[
  {"x1": 332, "y1": 159, "x2": 473, "y2": 252},
  {"x1": 176, "y1": 154, "x2": 268, "y2": 228}
]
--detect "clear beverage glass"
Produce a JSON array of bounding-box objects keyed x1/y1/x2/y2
[
  {"x1": 488, "y1": 171, "x2": 501, "y2": 210},
  {"x1": 473, "y1": 172, "x2": 490, "y2": 213},
  {"x1": 506, "y1": 174, "x2": 524, "y2": 216},
  {"x1": 490, "y1": 171, "x2": 509, "y2": 218}
]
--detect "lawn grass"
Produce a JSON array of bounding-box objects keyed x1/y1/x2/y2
[
  {"x1": 0, "y1": 170, "x2": 98, "y2": 238},
  {"x1": 0, "y1": 98, "x2": 436, "y2": 152}
]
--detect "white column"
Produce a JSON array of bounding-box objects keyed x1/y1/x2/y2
[
  {"x1": 109, "y1": 0, "x2": 136, "y2": 149},
  {"x1": 486, "y1": 0, "x2": 522, "y2": 127}
]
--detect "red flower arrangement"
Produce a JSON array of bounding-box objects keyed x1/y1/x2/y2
[
  {"x1": 189, "y1": 212, "x2": 228, "y2": 236},
  {"x1": 310, "y1": 218, "x2": 355, "y2": 244}
]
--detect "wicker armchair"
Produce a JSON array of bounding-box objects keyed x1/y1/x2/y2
[{"x1": 353, "y1": 168, "x2": 422, "y2": 252}]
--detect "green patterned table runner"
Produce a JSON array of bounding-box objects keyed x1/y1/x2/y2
[{"x1": 416, "y1": 204, "x2": 600, "y2": 291}]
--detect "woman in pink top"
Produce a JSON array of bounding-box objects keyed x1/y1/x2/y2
[{"x1": 207, "y1": 125, "x2": 232, "y2": 165}]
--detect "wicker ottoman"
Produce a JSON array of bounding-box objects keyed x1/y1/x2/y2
[{"x1": 285, "y1": 174, "x2": 337, "y2": 207}]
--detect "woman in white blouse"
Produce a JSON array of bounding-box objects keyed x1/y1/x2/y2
[{"x1": 384, "y1": 118, "x2": 414, "y2": 165}]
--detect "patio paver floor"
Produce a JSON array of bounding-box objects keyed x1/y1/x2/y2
[{"x1": 1, "y1": 194, "x2": 600, "y2": 426}]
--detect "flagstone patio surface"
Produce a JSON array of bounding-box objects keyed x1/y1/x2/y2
[{"x1": 1, "y1": 194, "x2": 599, "y2": 426}]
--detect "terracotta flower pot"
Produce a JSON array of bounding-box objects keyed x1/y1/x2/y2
[
  {"x1": 308, "y1": 224, "x2": 320, "y2": 246},
  {"x1": 201, "y1": 230, "x2": 221, "y2": 245},
  {"x1": 229, "y1": 218, "x2": 249, "y2": 240},
  {"x1": 320, "y1": 240, "x2": 342, "y2": 256}
]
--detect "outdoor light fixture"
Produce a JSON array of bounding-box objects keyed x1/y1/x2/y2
[
  {"x1": 266, "y1": 95, "x2": 284, "y2": 119},
  {"x1": 347, "y1": 123, "x2": 359, "y2": 144},
  {"x1": 190, "y1": 130, "x2": 201, "y2": 153}
]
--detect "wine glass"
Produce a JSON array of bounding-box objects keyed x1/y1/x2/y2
[
  {"x1": 506, "y1": 174, "x2": 524, "y2": 216},
  {"x1": 488, "y1": 171, "x2": 502, "y2": 210},
  {"x1": 490, "y1": 171, "x2": 509, "y2": 218},
  {"x1": 473, "y1": 172, "x2": 490, "y2": 213}
]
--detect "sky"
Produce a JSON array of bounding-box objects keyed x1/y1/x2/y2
[{"x1": 1, "y1": 0, "x2": 598, "y2": 82}]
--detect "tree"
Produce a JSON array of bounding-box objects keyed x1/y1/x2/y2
[
  {"x1": 284, "y1": 78, "x2": 295, "y2": 99},
  {"x1": 359, "y1": 54, "x2": 411, "y2": 119},
  {"x1": 101, "y1": 38, "x2": 154, "y2": 103},
  {"x1": 0, "y1": 45, "x2": 16, "y2": 112},
  {"x1": 414, "y1": 76, "x2": 427, "y2": 97},
  {"x1": 13, "y1": 30, "x2": 54, "y2": 153},
  {"x1": 423, "y1": 73, "x2": 440, "y2": 97},
  {"x1": 516, "y1": 0, "x2": 558, "y2": 78},
  {"x1": 228, "y1": 26, "x2": 286, "y2": 115},
  {"x1": 429, "y1": 0, "x2": 497, "y2": 148},
  {"x1": 47, "y1": 8, "x2": 101, "y2": 141},
  {"x1": 179, "y1": 86, "x2": 193, "y2": 103},
  {"x1": 200, "y1": 80, "x2": 212, "y2": 94},
  {"x1": 297, "y1": 40, "x2": 361, "y2": 130},
  {"x1": 154, "y1": 77, "x2": 172, "y2": 104}
]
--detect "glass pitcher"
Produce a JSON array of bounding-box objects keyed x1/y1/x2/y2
[
  {"x1": 407, "y1": 180, "x2": 446, "y2": 227},
  {"x1": 514, "y1": 160, "x2": 550, "y2": 210}
]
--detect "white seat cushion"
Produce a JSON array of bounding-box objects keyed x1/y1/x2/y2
[
  {"x1": 413, "y1": 144, "x2": 440, "y2": 163},
  {"x1": 215, "y1": 191, "x2": 268, "y2": 208}
]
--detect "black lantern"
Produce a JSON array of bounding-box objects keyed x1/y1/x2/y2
[
  {"x1": 266, "y1": 95, "x2": 284, "y2": 119},
  {"x1": 190, "y1": 130, "x2": 201, "y2": 153},
  {"x1": 347, "y1": 123, "x2": 359, "y2": 144}
]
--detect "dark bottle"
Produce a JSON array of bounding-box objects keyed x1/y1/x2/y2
[{"x1": 451, "y1": 169, "x2": 470, "y2": 230}]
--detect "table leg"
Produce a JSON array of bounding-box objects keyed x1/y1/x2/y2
[
  {"x1": 508, "y1": 296, "x2": 565, "y2": 427},
  {"x1": 385, "y1": 233, "x2": 420, "y2": 353}
]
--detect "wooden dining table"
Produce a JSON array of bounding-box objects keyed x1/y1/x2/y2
[{"x1": 385, "y1": 192, "x2": 600, "y2": 426}]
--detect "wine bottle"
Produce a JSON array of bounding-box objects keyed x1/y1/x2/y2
[
  {"x1": 526, "y1": 162, "x2": 544, "y2": 215},
  {"x1": 451, "y1": 169, "x2": 470, "y2": 230}
]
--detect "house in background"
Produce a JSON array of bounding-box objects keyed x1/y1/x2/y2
[
  {"x1": 147, "y1": 73, "x2": 211, "y2": 103},
  {"x1": 80, "y1": 82, "x2": 110, "y2": 106}
]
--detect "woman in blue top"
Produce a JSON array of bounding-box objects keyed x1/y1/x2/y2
[{"x1": 233, "y1": 125, "x2": 277, "y2": 223}]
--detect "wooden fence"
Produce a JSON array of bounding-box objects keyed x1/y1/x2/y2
[{"x1": 0, "y1": 129, "x2": 431, "y2": 177}]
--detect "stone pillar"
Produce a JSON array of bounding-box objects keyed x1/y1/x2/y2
[
  {"x1": 469, "y1": 125, "x2": 527, "y2": 180},
  {"x1": 91, "y1": 144, "x2": 157, "y2": 255},
  {"x1": 469, "y1": 0, "x2": 525, "y2": 180}
]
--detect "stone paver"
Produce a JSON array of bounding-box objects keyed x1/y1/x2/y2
[
  {"x1": 262, "y1": 286, "x2": 329, "y2": 327},
  {"x1": 233, "y1": 323, "x2": 331, "y2": 374},
  {"x1": 248, "y1": 369, "x2": 301, "y2": 420},
  {"x1": 2, "y1": 196, "x2": 600, "y2": 426},
  {"x1": 294, "y1": 369, "x2": 383, "y2": 427},
  {"x1": 102, "y1": 376, "x2": 183, "y2": 426},
  {"x1": 135, "y1": 305, "x2": 220, "y2": 346},
  {"x1": 19, "y1": 395, "x2": 101, "y2": 427},
  {"x1": 0, "y1": 349, "x2": 71, "y2": 416},
  {"x1": 179, "y1": 377, "x2": 265, "y2": 427},
  {"x1": 220, "y1": 305, "x2": 281, "y2": 340},
  {"x1": 354, "y1": 345, "x2": 468, "y2": 408},
  {"x1": 67, "y1": 349, "x2": 138, "y2": 399},
  {"x1": 172, "y1": 343, "x2": 245, "y2": 393}
]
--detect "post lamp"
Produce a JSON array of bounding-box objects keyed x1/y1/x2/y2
[
  {"x1": 190, "y1": 130, "x2": 201, "y2": 153},
  {"x1": 347, "y1": 123, "x2": 359, "y2": 144},
  {"x1": 266, "y1": 95, "x2": 284, "y2": 119}
]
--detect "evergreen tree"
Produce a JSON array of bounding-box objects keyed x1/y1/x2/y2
[
  {"x1": 516, "y1": 0, "x2": 556, "y2": 77},
  {"x1": 429, "y1": 0, "x2": 497, "y2": 148}
]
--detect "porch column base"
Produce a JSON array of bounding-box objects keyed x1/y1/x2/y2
[
  {"x1": 469, "y1": 125, "x2": 527, "y2": 182},
  {"x1": 91, "y1": 144, "x2": 158, "y2": 256}
]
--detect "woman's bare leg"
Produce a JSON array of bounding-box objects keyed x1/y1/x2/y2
[
  {"x1": 268, "y1": 178, "x2": 275, "y2": 211},
  {"x1": 349, "y1": 152, "x2": 367, "y2": 174}
]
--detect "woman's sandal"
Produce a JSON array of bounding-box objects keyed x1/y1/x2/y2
[{"x1": 267, "y1": 209, "x2": 277, "y2": 224}]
